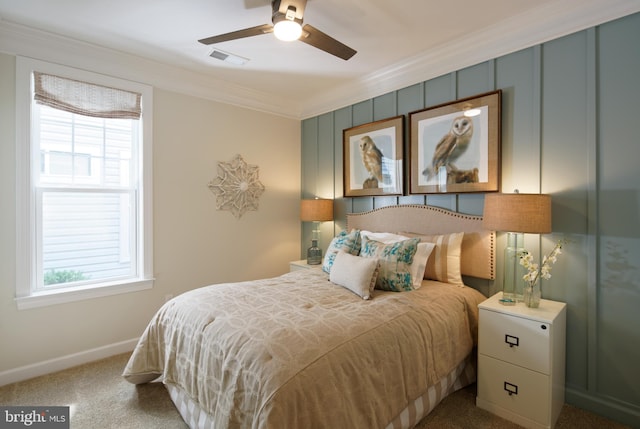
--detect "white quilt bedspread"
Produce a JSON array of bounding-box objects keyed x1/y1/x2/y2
[{"x1": 123, "y1": 269, "x2": 486, "y2": 429}]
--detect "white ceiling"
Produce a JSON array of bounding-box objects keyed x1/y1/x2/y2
[{"x1": 0, "y1": 0, "x2": 638, "y2": 118}]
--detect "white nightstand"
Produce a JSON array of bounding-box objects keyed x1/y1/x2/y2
[
  {"x1": 476, "y1": 292, "x2": 566, "y2": 429},
  {"x1": 289, "y1": 259, "x2": 322, "y2": 272}
]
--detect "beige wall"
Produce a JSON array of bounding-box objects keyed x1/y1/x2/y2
[{"x1": 0, "y1": 53, "x2": 301, "y2": 378}]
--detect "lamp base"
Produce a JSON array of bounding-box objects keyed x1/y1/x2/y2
[
  {"x1": 503, "y1": 232, "x2": 526, "y2": 301},
  {"x1": 307, "y1": 239, "x2": 322, "y2": 265}
]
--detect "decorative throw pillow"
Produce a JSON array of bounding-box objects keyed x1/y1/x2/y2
[
  {"x1": 360, "y1": 232, "x2": 435, "y2": 289},
  {"x1": 409, "y1": 242, "x2": 436, "y2": 287},
  {"x1": 400, "y1": 231, "x2": 464, "y2": 285},
  {"x1": 359, "y1": 231, "x2": 407, "y2": 243},
  {"x1": 322, "y1": 229, "x2": 361, "y2": 274},
  {"x1": 360, "y1": 237, "x2": 421, "y2": 292},
  {"x1": 329, "y1": 250, "x2": 379, "y2": 300}
]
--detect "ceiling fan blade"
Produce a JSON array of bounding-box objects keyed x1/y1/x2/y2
[
  {"x1": 198, "y1": 24, "x2": 274, "y2": 45},
  {"x1": 299, "y1": 24, "x2": 356, "y2": 60}
]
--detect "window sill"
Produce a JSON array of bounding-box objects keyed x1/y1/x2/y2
[{"x1": 15, "y1": 278, "x2": 154, "y2": 310}]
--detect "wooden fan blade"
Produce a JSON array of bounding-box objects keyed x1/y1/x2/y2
[
  {"x1": 198, "y1": 24, "x2": 274, "y2": 45},
  {"x1": 299, "y1": 24, "x2": 356, "y2": 60}
]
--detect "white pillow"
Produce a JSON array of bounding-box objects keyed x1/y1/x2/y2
[
  {"x1": 400, "y1": 231, "x2": 464, "y2": 285},
  {"x1": 360, "y1": 231, "x2": 408, "y2": 243},
  {"x1": 409, "y1": 242, "x2": 436, "y2": 287},
  {"x1": 329, "y1": 250, "x2": 379, "y2": 300},
  {"x1": 360, "y1": 232, "x2": 435, "y2": 289}
]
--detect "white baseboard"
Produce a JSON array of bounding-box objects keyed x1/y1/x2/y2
[{"x1": 0, "y1": 338, "x2": 138, "y2": 387}]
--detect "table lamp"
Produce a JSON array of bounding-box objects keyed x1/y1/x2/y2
[
  {"x1": 483, "y1": 192, "x2": 551, "y2": 302},
  {"x1": 300, "y1": 198, "x2": 334, "y2": 265}
]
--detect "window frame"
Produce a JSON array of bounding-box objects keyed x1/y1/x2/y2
[{"x1": 15, "y1": 57, "x2": 154, "y2": 310}]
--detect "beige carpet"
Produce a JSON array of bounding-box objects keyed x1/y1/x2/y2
[{"x1": 0, "y1": 353, "x2": 630, "y2": 429}]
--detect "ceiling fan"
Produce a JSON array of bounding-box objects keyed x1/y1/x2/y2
[{"x1": 198, "y1": 0, "x2": 357, "y2": 60}]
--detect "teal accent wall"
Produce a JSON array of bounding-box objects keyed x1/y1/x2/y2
[{"x1": 301, "y1": 13, "x2": 640, "y2": 428}]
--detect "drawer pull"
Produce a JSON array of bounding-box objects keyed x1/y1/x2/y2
[
  {"x1": 505, "y1": 334, "x2": 519, "y2": 347},
  {"x1": 504, "y1": 382, "x2": 518, "y2": 396}
]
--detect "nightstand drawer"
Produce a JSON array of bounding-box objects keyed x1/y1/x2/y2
[
  {"x1": 479, "y1": 308, "x2": 551, "y2": 374},
  {"x1": 478, "y1": 354, "x2": 550, "y2": 426}
]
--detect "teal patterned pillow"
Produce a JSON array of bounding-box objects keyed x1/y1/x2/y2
[
  {"x1": 322, "y1": 229, "x2": 361, "y2": 274},
  {"x1": 360, "y1": 237, "x2": 421, "y2": 291}
]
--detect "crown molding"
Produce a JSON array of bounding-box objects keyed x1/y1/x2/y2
[
  {"x1": 299, "y1": 0, "x2": 640, "y2": 118},
  {"x1": 0, "y1": 20, "x2": 303, "y2": 119}
]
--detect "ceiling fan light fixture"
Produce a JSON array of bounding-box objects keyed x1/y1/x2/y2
[
  {"x1": 273, "y1": 5, "x2": 303, "y2": 42},
  {"x1": 273, "y1": 19, "x2": 302, "y2": 41}
]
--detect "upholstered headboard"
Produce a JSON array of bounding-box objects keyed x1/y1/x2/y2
[{"x1": 346, "y1": 205, "x2": 495, "y2": 280}]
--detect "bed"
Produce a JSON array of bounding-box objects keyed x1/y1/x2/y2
[{"x1": 123, "y1": 204, "x2": 495, "y2": 429}]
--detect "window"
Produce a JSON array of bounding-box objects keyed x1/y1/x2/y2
[{"x1": 16, "y1": 57, "x2": 153, "y2": 309}]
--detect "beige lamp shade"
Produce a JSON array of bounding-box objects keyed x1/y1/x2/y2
[
  {"x1": 300, "y1": 199, "x2": 334, "y2": 222},
  {"x1": 483, "y1": 193, "x2": 551, "y2": 233}
]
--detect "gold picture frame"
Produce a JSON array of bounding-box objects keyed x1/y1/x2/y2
[
  {"x1": 343, "y1": 115, "x2": 404, "y2": 197},
  {"x1": 409, "y1": 90, "x2": 501, "y2": 194}
]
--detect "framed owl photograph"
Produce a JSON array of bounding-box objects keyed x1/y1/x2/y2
[
  {"x1": 409, "y1": 90, "x2": 501, "y2": 194},
  {"x1": 343, "y1": 115, "x2": 404, "y2": 197}
]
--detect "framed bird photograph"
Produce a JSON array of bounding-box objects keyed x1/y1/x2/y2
[
  {"x1": 409, "y1": 90, "x2": 501, "y2": 194},
  {"x1": 343, "y1": 115, "x2": 404, "y2": 197}
]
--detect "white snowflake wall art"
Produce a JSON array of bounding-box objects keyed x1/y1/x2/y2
[{"x1": 207, "y1": 154, "x2": 265, "y2": 218}]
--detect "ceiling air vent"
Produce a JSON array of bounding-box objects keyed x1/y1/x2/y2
[{"x1": 209, "y1": 49, "x2": 249, "y2": 65}]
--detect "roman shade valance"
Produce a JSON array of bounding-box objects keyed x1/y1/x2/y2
[{"x1": 33, "y1": 71, "x2": 142, "y2": 119}]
